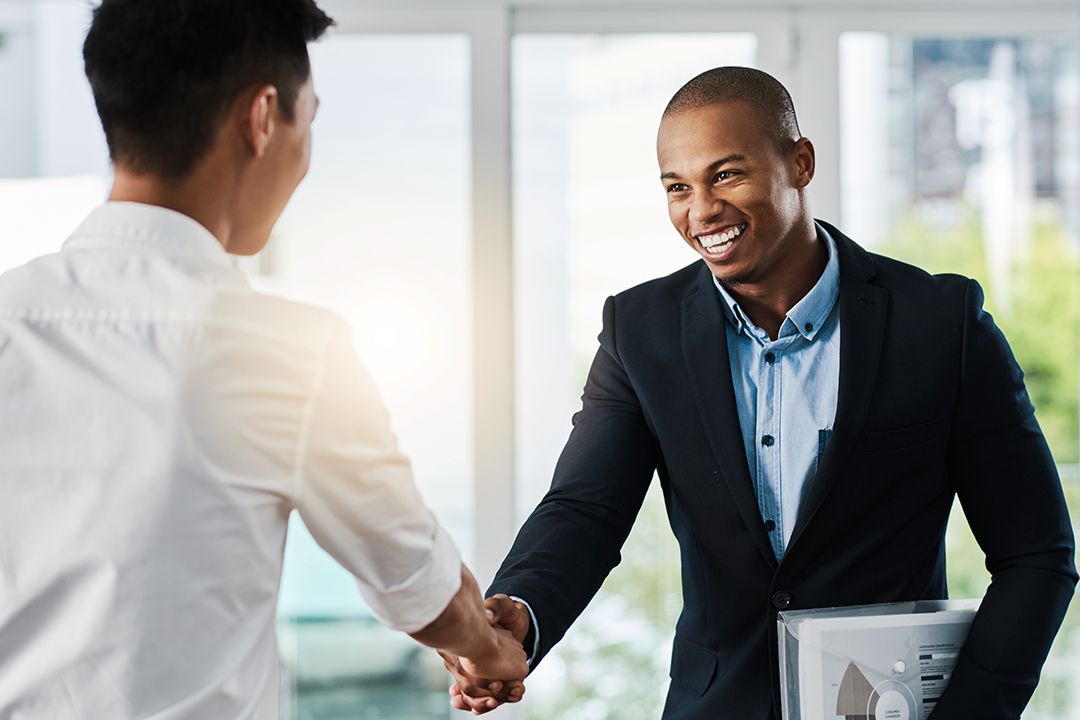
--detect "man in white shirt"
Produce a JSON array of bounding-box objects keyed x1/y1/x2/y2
[{"x1": 0, "y1": 1, "x2": 527, "y2": 717}]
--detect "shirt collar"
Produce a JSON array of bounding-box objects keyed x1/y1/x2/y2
[
  {"x1": 712, "y1": 221, "x2": 840, "y2": 342},
  {"x1": 63, "y1": 201, "x2": 233, "y2": 269}
]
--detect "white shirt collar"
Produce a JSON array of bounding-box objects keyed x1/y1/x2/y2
[{"x1": 64, "y1": 201, "x2": 233, "y2": 269}]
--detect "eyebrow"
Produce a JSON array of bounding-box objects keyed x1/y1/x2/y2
[{"x1": 660, "y1": 153, "x2": 747, "y2": 181}]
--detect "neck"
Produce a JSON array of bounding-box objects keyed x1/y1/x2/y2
[
  {"x1": 108, "y1": 163, "x2": 235, "y2": 251},
  {"x1": 723, "y1": 217, "x2": 825, "y2": 340}
]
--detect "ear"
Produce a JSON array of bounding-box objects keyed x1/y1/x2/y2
[
  {"x1": 790, "y1": 137, "x2": 815, "y2": 188},
  {"x1": 242, "y1": 85, "x2": 279, "y2": 159}
]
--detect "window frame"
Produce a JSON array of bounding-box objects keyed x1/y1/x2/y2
[{"x1": 321, "y1": 0, "x2": 1080, "y2": 614}]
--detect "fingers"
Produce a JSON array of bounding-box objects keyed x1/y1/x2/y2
[
  {"x1": 456, "y1": 670, "x2": 515, "y2": 701},
  {"x1": 450, "y1": 681, "x2": 523, "y2": 713},
  {"x1": 444, "y1": 657, "x2": 525, "y2": 710},
  {"x1": 484, "y1": 595, "x2": 518, "y2": 625},
  {"x1": 503, "y1": 681, "x2": 526, "y2": 701},
  {"x1": 460, "y1": 632, "x2": 528, "y2": 685},
  {"x1": 441, "y1": 633, "x2": 528, "y2": 708},
  {"x1": 450, "y1": 683, "x2": 502, "y2": 714},
  {"x1": 485, "y1": 594, "x2": 530, "y2": 645},
  {"x1": 439, "y1": 650, "x2": 506, "y2": 701}
]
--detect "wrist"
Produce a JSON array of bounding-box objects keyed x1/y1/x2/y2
[{"x1": 461, "y1": 623, "x2": 500, "y2": 663}]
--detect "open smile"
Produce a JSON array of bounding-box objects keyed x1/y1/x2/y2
[{"x1": 694, "y1": 222, "x2": 747, "y2": 259}]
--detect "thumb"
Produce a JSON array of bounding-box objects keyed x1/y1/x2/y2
[{"x1": 486, "y1": 594, "x2": 515, "y2": 620}]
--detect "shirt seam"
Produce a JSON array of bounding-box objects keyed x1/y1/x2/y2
[
  {"x1": 0, "y1": 308, "x2": 326, "y2": 349},
  {"x1": 291, "y1": 319, "x2": 337, "y2": 504}
]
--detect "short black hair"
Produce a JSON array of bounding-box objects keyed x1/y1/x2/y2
[
  {"x1": 83, "y1": 0, "x2": 334, "y2": 181},
  {"x1": 664, "y1": 66, "x2": 801, "y2": 152}
]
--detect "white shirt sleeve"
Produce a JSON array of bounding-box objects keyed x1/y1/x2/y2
[{"x1": 294, "y1": 318, "x2": 462, "y2": 634}]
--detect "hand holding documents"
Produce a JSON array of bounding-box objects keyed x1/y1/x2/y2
[{"x1": 778, "y1": 600, "x2": 980, "y2": 720}]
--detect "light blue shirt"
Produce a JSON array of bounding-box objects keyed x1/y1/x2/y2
[{"x1": 712, "y1": 223, "x2": 841, "y2": 559}]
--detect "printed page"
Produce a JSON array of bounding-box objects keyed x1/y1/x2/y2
[{"x1": 796, "y1": 609, "x2": 975, "y2": 720}]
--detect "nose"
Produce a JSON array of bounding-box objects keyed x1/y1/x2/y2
[{"x1": 688, "y1": 188, "x2": 723, "y2": 225}]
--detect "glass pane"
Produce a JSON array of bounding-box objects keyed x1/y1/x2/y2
[
  {"x1": 0, "y1": 0, "x2": 110, "y2": 271},
  {"x1": 270, "y1": 34, "x2": 471, "y2": 720},
  {"x1": 513, "y1": 33, "x2": 757, "y2": 719},
  {"x1": 840, "y1": 33, "x2": 1080, "y2": 717}
]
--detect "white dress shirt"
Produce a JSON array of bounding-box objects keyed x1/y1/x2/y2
[{"x1": 0, "y1": 202, "x2": 462, "y2": 719}]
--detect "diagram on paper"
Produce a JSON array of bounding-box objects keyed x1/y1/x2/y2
[{"x1": 796, "y1": 610, "x2": 975, "y2": 720}]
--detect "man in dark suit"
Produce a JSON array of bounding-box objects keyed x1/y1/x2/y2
[{"x1": 444, "y1": 66, "x2": 1076, "y2": 718}]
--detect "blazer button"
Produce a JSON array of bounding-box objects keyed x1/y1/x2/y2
[{"x1": 771, "y1": 591, "x2": 792, "y2": 610}]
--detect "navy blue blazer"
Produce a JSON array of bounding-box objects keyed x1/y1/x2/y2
[{"x1": 489, "y1": 221, "x2": 1076, "y2": 719}]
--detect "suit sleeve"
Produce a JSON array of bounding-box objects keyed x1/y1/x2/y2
[
  {"x1": 931, "y1": 279, "x2": 1077, "y2": 719},
  {"x1": 487, "y1": 295, "x2": 660, "y2": 668}
]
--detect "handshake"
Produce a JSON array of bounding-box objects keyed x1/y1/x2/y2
[{"x1": 438, "y1": 594, "x2": 533, "y2": 715}]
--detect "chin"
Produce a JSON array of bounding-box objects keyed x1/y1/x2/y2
[{"x1": 709, "y1": 264, "x2": 757, "y2": 288}]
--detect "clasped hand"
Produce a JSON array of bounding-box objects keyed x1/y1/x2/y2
[{"x1": 441, "y1": 594, "x2": 532, "y2": 714}]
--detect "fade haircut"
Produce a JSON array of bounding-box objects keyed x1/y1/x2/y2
[
  {"x1": 83, "y1": 0, "x2": 334, "y2": 182},
  {"x1": 663, "y1": 67, "x2": 801, "y2": 152}
]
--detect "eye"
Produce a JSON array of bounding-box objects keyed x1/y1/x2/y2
[
  {"x1": 715, "y1": 170, "x2": 738, "y2": 182},
  {"x1": 665, "y1": 183, "x2": 689, "y2": 194}
]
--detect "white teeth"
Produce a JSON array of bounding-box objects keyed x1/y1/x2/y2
[{"x1": 699, "y1": 224, "x2": 745, "y2": 250}]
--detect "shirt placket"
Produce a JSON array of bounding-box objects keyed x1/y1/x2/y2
[{"x1": 753, "y1": 334, "x2": 782, "y2": 559}]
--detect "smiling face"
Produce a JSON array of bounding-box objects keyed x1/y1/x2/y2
[{"x1": 657, "y1": 100, "x2": 815, "y2": 289}]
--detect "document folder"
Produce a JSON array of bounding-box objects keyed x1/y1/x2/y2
[{"x1": 777, "y1": 600, "x2": 979, "y2": 720}]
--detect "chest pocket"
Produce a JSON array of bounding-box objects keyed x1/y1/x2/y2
[
  {"x1": 860, "y1": 416, "x2": 942, "y2": 452},
  {"x1": 811, "y1": 428, "x2": 833, "y2": 476}
]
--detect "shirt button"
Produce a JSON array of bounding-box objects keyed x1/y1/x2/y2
[
  {"x1": 764, "y1": 351, "x2": 776, "y2": 364},
  {"x1": 772, "y1": 591, "x2": 792, "y2": 610},
  {"x1": 804, "y1": 322, "x2": 814, "y2": 333},
  {"x1": 761, "y1": 434, "x2": 775, "y2": 447},
  {"x1": 764, "y1": 519, "x2": 776, "y2": 532}
]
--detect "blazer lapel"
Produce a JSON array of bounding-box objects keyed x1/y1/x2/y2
[
  {"x1": 787, "y1": 225, "x2": 889, "y2": 553},
  {"x1": 681, "y1": 265, "x2": 777, "y2": 569}
]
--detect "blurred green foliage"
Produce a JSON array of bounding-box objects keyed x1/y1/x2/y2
[{"x1": 880, "y1": 207, "x2": 1079, "y2": 464}]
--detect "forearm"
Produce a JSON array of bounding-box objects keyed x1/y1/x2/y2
[
  {"x1": 488, "y1": 293, "x2": 657, "y2": 665},
  {"x1": 488, "y1": 491, "x2": 646, "y2": 665},
  {"x1": 409, "y1": 564, "x2": 497, "y2": 660},
  {"x1": 940, "y1": 427, "x2": 1076, "y2": 715},
  {"x1": 930, "y1": 563, "x2": 1075, "y2": 719}
]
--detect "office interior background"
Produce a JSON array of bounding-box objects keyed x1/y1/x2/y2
[{"x1": 1, "y1": 0, "x2": 1079, "y2": 717}]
